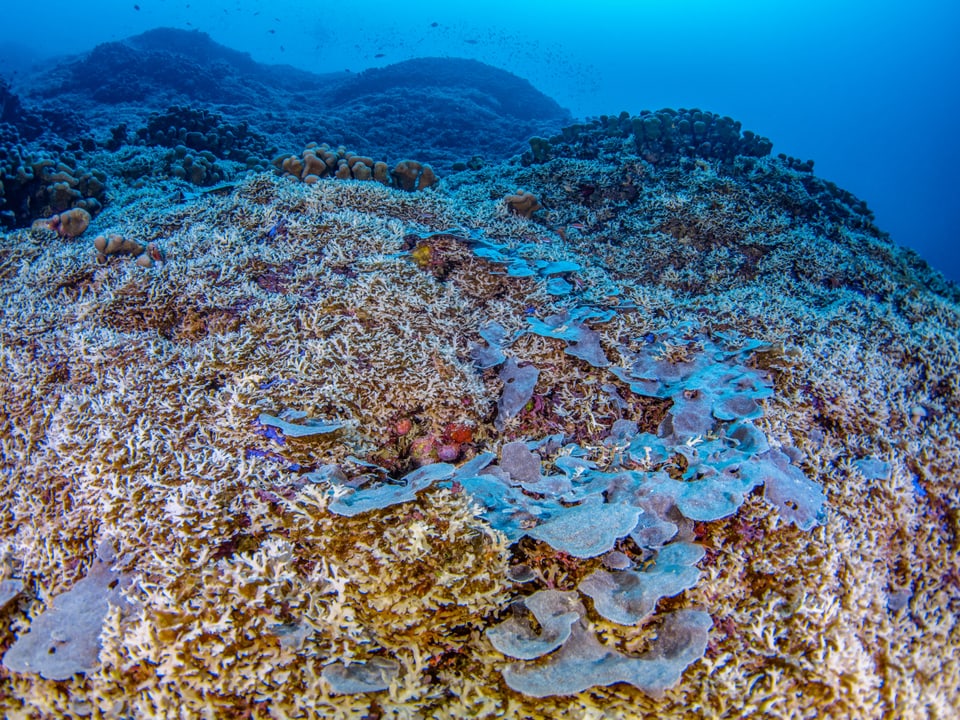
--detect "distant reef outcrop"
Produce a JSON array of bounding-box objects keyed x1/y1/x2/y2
[{"x1": 2, "y1": 28, "x2": 571, "y2": 173}]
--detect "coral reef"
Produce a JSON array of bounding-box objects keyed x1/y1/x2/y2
[
  {"x1": 0, "y1": 143, "x2": 106, "y2": 230},
  {"x1": 323, "y1": 57, "x2": 570, "y2": 172},
  {"x1": 134, "y1": 105, "x2": 269, "y2": 164},
  {"x1": 273, "y1": 144, "x2": 438, "y2": 191},
  {"x1": 0, "y1": 79, "x2": 24, "y2": 128},
  {"x1": 16, "y1": 30, "x2": 569, "y2": 176},
  {"x1": 29, "y1": 29, "x2": 286, "y2": 107},
  {"x1": 523, "y1": 109, "x2": 774, "y2": 167},
  {"x1": 0, "y1": 102, "x2": 958, "y2": 720}
]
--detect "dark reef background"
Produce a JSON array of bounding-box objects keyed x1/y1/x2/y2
[{"x1": 1, "y1": 0, "x2": 957, "y2": 284}]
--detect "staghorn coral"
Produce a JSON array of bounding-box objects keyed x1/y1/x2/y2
[{"x1": 0, "y1": 130, "x2": 957, "y2": 718}]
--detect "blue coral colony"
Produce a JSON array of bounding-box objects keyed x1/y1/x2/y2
[
  {"x1": 1, "y1": 27, "x2": 958, "y2": 720},
  {"x1": 258, "y1": 230, "x2": 826, "y2": 697}
]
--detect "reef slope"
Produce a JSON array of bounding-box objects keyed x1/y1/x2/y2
[{"x1": 0, "y1": 107, "x2": 957, "y2": 718}]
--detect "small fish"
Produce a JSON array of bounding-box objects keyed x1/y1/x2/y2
[
  {"x1": 133, "y1": 3, "x2": 140, "y2": 9},
  {"x1": 266, "y1": 218, "x2": 287, "y2": 239},
  {"x1": 374, "y1": 53, "x2": 385, "y2": 58},
  {"x1": 430, "y1": 21, "x2": 438, "y2": 27},
  {"x1": 268, "y1": 29, "x2": 275, "y2": 34},
  {"x1": 146, "y1": 242, "x2": 165, "y2": 264},
  {"x1": 465, "y1": 39, "x2": 478, "y2": 44}
]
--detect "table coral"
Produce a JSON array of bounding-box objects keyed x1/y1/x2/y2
[{"x1": 2, "y1": 542, "x2": 134, "y2": 681}]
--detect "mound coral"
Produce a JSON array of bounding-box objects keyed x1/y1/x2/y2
[
  {"x1": 505, "y1": 190, "x2": 541, "y2": 218},
  {"x1": 523, "y1": 108, "x2": 774, "y2": 167},
  {"x1": 93, "y1": 234, "x2": 165, "y2": 268},
  {"x1": 273, "y1": 143, "x2": 438, "y2": 191},
  {"x1": 31, "y1": 207, "x2": 91, "y2": 238},
  {"x1": 0, "y1": 144, "x2": 106, "y2": 230},
  {"x1": 135, "y1": 105, "x2": 269, "y2": 163}
]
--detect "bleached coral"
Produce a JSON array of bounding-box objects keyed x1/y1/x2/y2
[{"x1": 0, "y1": 148, "x2": 957, "y2": 718}]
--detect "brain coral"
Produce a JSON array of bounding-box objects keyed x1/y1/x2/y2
[{"x1": 0, "y1": 115, "x2": 957, "y2": 719}]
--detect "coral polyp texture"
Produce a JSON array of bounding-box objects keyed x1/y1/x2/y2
[{"x1": 0, "y1": 106, "x2": 958, "y2": 720}]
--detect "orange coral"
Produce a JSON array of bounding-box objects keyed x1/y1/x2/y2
[
  {"x1": 505, "y1": 190, "x2": 541, "y2": 218},
  {"x1": 32, "y1": 207, "x2": 91, "y2": 238}
]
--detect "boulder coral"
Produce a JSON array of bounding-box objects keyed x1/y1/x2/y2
[
  {"x1": 31, "y1": 207, "x2": 91, "y2": 238},
  {"x1": 523, "y1": 108, "x2": 774, "y2": 167},
  {"x1": 164, "y1": 144, "x2": 227, "y2": 186},
  {"x1": 273, "y1": 144, "x2": 438, "y2": 192},
  {"x1": 93, "y1": 234, "x2": 164, "y2": 267},
  {"x1": 0, "y1": 144, "x2": 107, "y2": 230},
  {"x1": 94, "y1": 234, "x2": 144, "y2": 262},
  {"x1": 505, "y1": 190, "x2": 542, "y2": 218},
  {"x1": 134, "y1": 104, "x2": 270, "y2": 163}
]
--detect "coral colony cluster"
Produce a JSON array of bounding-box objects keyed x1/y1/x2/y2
[{"x1": 1, "y1": 33, "x2": 959, "y2": 720}]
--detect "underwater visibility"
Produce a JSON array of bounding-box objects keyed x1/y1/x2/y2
[{"x1": 0, "y1": 4, "x2": 958, "y2": 720}]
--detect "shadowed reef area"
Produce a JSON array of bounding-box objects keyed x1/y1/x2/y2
[{"x1": 0, "y1": 27, "x2": 958, "y2": 720}]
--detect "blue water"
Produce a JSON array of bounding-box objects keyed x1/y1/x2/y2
[{"x1": 2, "y1": 0, "x2": 958, "y2": 284}]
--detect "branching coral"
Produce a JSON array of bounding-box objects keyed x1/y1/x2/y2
[{"x1": 0, "y1": 145, "x2": 957, "y2": 719}]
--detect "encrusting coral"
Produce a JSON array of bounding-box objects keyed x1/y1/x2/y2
[{"x1": 0, "y1": 111, "x2": 958, "y2": 719}]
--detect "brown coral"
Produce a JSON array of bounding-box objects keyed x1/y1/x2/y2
[
  {"x1": 93, "y1": 235, "x2": 163, "y2": 267},
  {"x1": 505, "y1": 190, "x2": 542, "y2": 218},
  {"x1": 31, "y1": 207, "x2": 92, "y2": 238},
  {"x1": 93, "y1": 234, "x2": 145, "y2": 263},
  {"x1": 273, "y1": 144, "x2": 437, "y2": 191}
]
